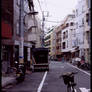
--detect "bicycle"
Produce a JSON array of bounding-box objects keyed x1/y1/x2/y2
[
  {"x1": 79, "y1": 62, "x2": 90, "y2": 70},
  {"x1": 60, "y1": 72, "x2": 78, "y2": 92}
]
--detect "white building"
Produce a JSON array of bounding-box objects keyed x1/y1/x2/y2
[
  {"x1": 61, "y1": 14, "x2": 75, "y2": 61},
  {"x1": 24, "y1": 14, "x2": 42, "y2": 48},
  {"x1": 44, "y1": 28, "x2": 53, "y2": 56},
  {"x1": 75, "y1": 0, "x2": 90, "y2": 63}
]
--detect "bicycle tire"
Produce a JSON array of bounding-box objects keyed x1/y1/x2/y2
[{"x1": 67, "y1": 86, "x2": 71, "y2": 92}]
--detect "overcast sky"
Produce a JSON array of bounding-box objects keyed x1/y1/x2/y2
[{"x1": 34, "y1": 0, "x2": 79, "y2": 30}]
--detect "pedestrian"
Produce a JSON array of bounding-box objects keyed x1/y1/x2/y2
[
  {"x1": 80, "y1": 56, "x2": 85, "y2": 65},
  {"x1": 62, "y1": 57, "x2": 64, "y2": 63}
]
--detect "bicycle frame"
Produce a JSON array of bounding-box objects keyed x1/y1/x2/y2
[
  {"x1": 67, "y1": 81, "x2": 75, "y2": 92},
  {"x1": 61, "y1": 72, "x2": 77, "y2": 92}
]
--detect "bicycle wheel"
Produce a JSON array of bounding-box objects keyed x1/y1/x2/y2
[
  {"x1": 67, "y1": 86, "x2": 71, "y2": 92},
  {"x1": 72, "y1": 87, "x2": 75, "y2": 92}
]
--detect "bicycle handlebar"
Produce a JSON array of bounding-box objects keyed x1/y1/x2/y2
[{"x1": 59, "y1": 71, "x2": 78, "y2": 78}]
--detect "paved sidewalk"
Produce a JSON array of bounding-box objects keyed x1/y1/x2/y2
[
  {"x1": 2, "y1": 70, "x2": 32, "y2": 88},
  {"x1": 2, "y1": 76, "x2": 16, "y2": 88}
]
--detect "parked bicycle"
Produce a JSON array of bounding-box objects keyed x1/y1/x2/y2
[
  {"x1": 79, "y1": 62, "x2": 90, "y2": 70},
  {"x1": 60, "y1": 72, "x2": 78, "y2": 92}
]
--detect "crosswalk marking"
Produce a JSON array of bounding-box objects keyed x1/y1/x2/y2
[{"x1": 79, "y1": 88, "x2": 90, "y2": 92}]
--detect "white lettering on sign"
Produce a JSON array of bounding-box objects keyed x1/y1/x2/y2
[{"x1": 79, "y1": 88, "x2": 90, "y2": 92}]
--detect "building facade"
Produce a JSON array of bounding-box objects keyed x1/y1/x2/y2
[
  {"x1": 44, "y1": 28, "x2": 54, "y2": 57},
  {"x1": 1, "y1": 0, "x2": 42, "y2": 74},
  {"x1": 54, "y1": 25, "x2": 62, "y2": 61},
  {"x1": 1, "y1": 0, "x2": 14, "y2": 74},
  {"x1": 61, "y1": 14, "x2": 75, "y2": 62},
  {"x1": 75, "y1": 0, "x2": 90, "y2": 63}
]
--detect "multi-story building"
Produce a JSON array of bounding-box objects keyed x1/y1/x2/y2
[
  {"x1": 54, "y1": 25, "x2": 62, "y2": 61},
  {"x1": 75, "y1": 0, "x2": 90, "y2": 63},
  {"x1": 14, "y1": 0, "x2": 42, "y2": 69},
  {"x1": 50, "y1": 27, "x2": 57, "y2": 60},
  {"x1": 44, "y1": 27, "x2": 54, "y2": 57},
  {"x1": 61, "y1": 14, "x2": 75, "y2": 61},
  {"x1": 1, "y1": 0, "x2": 14, "y2": 74},
  {"x1": 83, "y1": 0, "x2": 90, "y2": 63},
  {"x1": 1, "y1": 0, "x2": 42, "y2": 74}
]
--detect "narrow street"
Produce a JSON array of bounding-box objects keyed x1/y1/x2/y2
[
  {"x1": 2, "y1": 61, "x2": 90, "y2": 92},
  {"x1": 2, "y1": 0, "x2": 91, "y2": 92}
]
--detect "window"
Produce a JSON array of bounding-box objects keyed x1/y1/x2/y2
[
  {"x1": 82, "y1": 5, "x2": 85, "y2": 13},
  {"x1": 76, "y1": 9, "x2": 78, "y2": 16},
  {"x1": 70, "y1": 22, "x2": 74, "y2": 26},
  {"x1": 86, "y1": 13, "x2": 90, "y2": 26},
  {"x1": 56, "y1": 46, "x2": 59, "y2": 50},
  {"x1": 67, "y1": 40, "x2": 68, "y2": 48},
  {"x1": 76, "y1": 22, "x2": 78, "y2": 29},
  {"x1": 63, "y1": 32, "x2": 66, "y2": 39},
  {"x1": 16, "y1": 21, "x2": 19, "y2": 35},
  {"x1": 66, "y1": 30, "x2": 68, "y2": 38},
  {"x1": 86, "y1": 31, "x2": 90, "y2": 44},
  {"x1": 87, "y1": 0, "x2": 90, "y2": 9},
  {"x1": 66, "y1": 23, "x2": 69, "y2": 27},
  {"x1": 82, "y1": 18, "x2": 84, "y2": 26},
  {"x1": 62, "y1": 42, "x2": 66, "y2": 49}
]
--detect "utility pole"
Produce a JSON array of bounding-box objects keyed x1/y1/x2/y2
[
  {"x1": 19, "y1": 0, "x2": 24, "y2": 64},
  {"x1": 89, "y1": 0, "x2": 91, "y2": 64},
  {"x1": 41, "y1": 11, "x2": 49, "y2": 47},
  {"x1": 41, "y1": 12, "x2": 45, "y2": 47}
]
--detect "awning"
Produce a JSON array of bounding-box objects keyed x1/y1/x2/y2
[
  {"x1": 70, "y1": 47, "x2": 79, "y2": 53},
  {"x1": 71, "y1": 49, "x2": 77, "y2": 53},
  {"x1": 62, "y1": 50, "x2": 71, "y2": 53}
]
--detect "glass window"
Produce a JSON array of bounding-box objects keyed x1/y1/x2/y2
[
  {"x1": 62, "y1": 42, "x2": 66, "y2": 49},
  {"x1": 66, "y1": 23, "x2": 69, "y2": 27},
  {"x1": 70, "y1": 22, "x2": 74, "y2": 26},
  {"x1": 67, "y1": 40, "x2": 68, "y2": 48},
  {"x1": 16, "y1": 21, "x2": 19, "y2": 35},
  {"x1": 76, "y1": 9, "x2": 78, "y2": 16},
  {"x1": 82, "y1": 18, "x2": 84, "y2": 25},
  {"x1": 66, "y1": 30, "x2": 68, "y2": 38},
  {"x1": 76, "y1": 22, "x2": 78, "y2": 29},
  {"x1": 63, "y1": 32, "x2": 65, "y2": 39}
]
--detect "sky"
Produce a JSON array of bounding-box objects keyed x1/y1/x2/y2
[{"x1": 34, "y1": 0, "x2": 79, "y2": 31}]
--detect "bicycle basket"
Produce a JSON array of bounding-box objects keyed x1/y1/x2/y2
[{"x1": 62, "y1": 75, "x2": 74, "y2": 85}]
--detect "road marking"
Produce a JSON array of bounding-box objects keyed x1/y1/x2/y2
[
  {"x1": 79, "y1": 88, "x2": 90, "y2": 92},
  {"x1": 67, "y1": 63, "x2": 90, "y2": 76},
  {"x1": 74, "y1": 89, "x2": 77, "y2": 92},
  {"x1": 37, "y1": 71, "x2": 47, "y2": 92}
]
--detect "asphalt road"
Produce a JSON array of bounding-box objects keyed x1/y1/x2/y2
[{"x1": 2, "y1": 61, "x2": 90, "y2": 92}]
